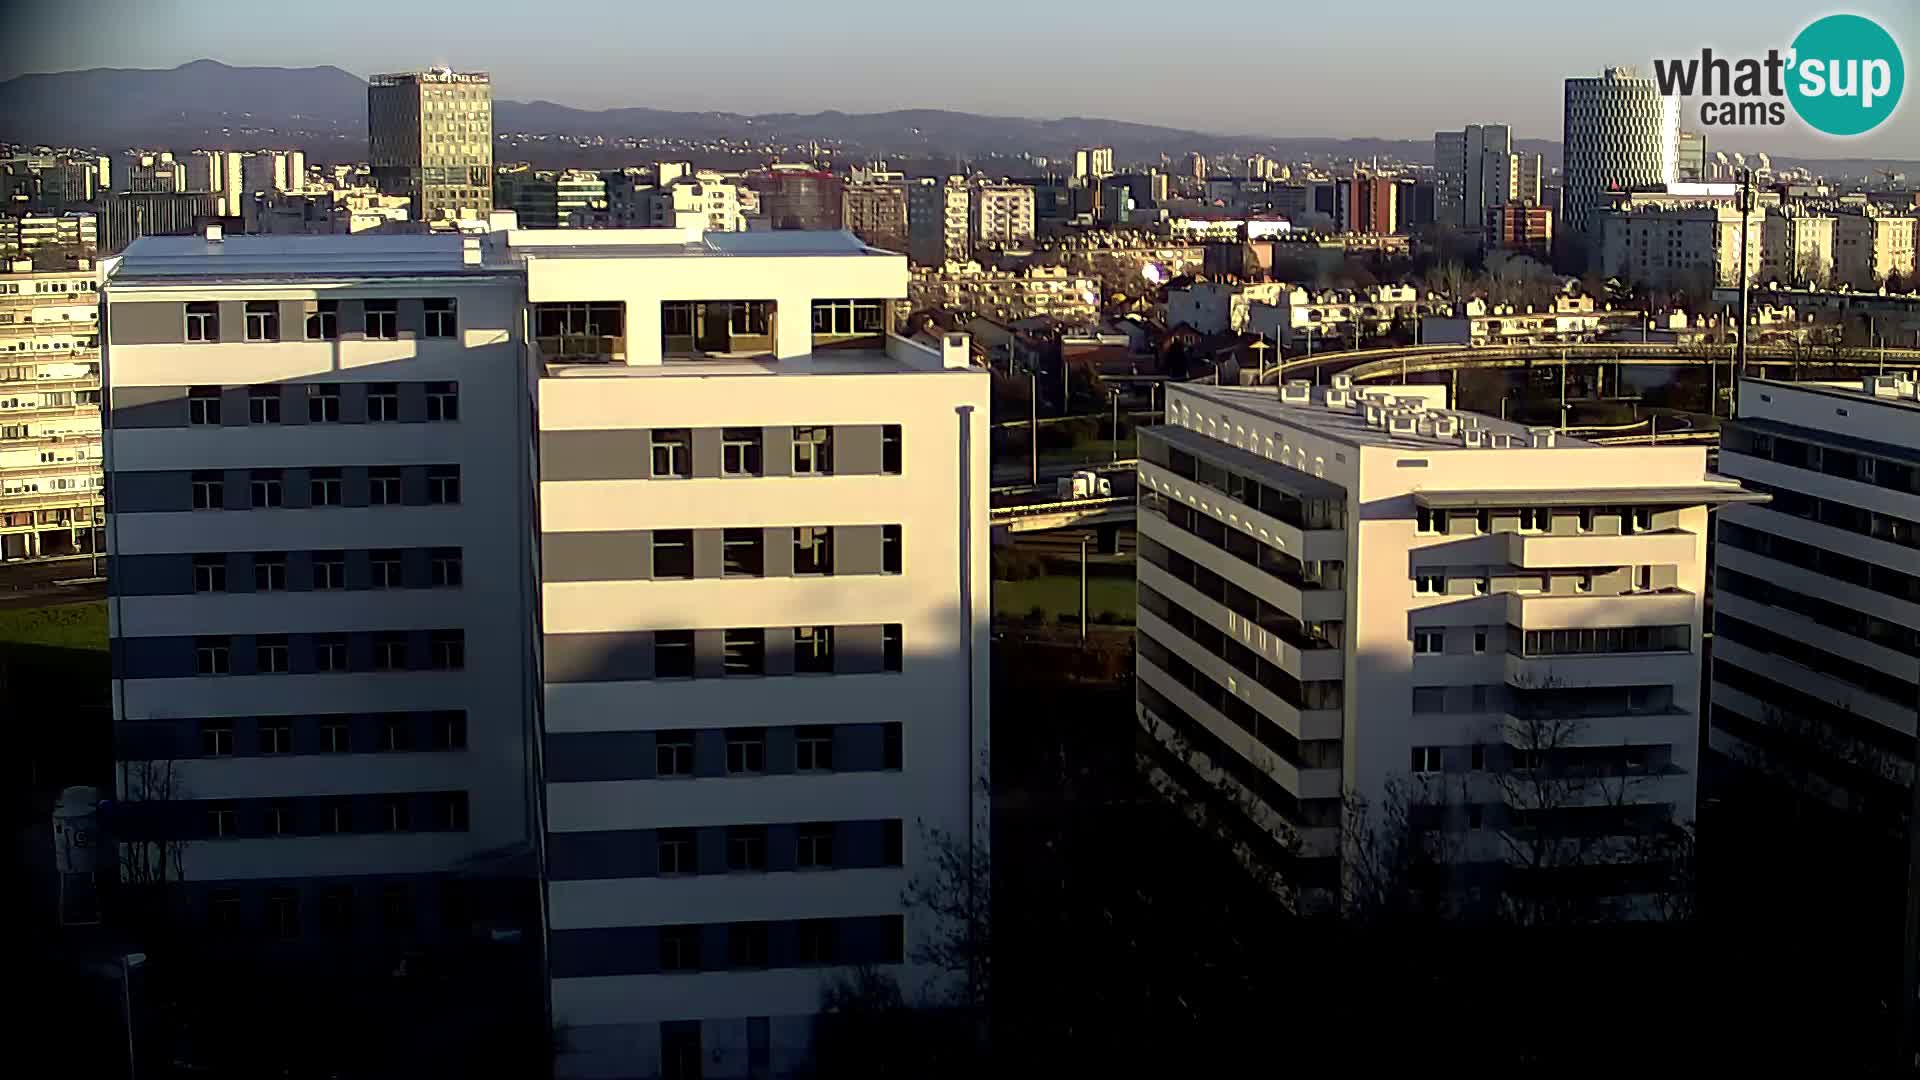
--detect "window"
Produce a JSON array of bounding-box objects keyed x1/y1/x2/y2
[
  {"x1": 657, "y1": 829, "x2": 695, "y2": 875},
  {"x1": 1414, "y1": 573, "x2": 1444, "y2": 595},
  {"x1": 1577, "y1": 507, "x2": 1595, "y2": 532},
  {"x1": 208, "y1": 889, "x2": 242, "y2": 930},
  {"x1": 426, "y1": 381, "x2": 458, "y2": 421},
  {"x1": 1574, "y1": 572, "x2": 1593, "y2": 594},
  {"x1": 249, "y1": 470, "x2": 283, "y2": 508},
  {"x1": 1631, "y1": 507, "x2": 1655, "y2": 533},
  {"x1": 244, "y1": 301, "x2": 278, "y2": 342},
  {"x1": 656, "y1": 731, "x2": 694, "y2": 776},
  {"x1": 798, "y1": 919, "x2": 838, "y2": 965},
  {"x1": 257, "y1": 636, "x2": 290, "y2": 675},
  {"x1": 307, "y1": 384, "x2": 340, "y2": 422},
  {"x1": 812, "y1": 298, "x2": 884, "y2": 336},
  {"x1": 1518, "y1": 507, "x2": 1550, "y2": 531},
  {"x1": 723, "y1": 629, "x2": 765, "y2": 676},
  {"x1": 433, "y1": 792, "x2": 469, "y2": 831},
  {"x1": 264, "y1": 804, "x2": 294, "y2": 837},
  {"x1": 1473, "y1": 630, "x2": 1488, "y2": 654},
  {"x1": 655, "y1": 631, "x2": 695, "y2": 679},
  {"x1": 371, "y1": 549, "x2": 403, "y2": 588},
  {"x1": 312, "y1": 552, "x2": 345, "y2": 590},
  {"x1": 659, "y1": 927, "x2": 700, "y2": 972},
  {"x1": 364, "y1": 299, "x2": 398, "y2": 339},
  {"x1": 883, "y1": 524, "x2": 902, "y2": 574},
  {"x1": 188, "y1": 385, "x2": 221, "y2": 425},
  {"x1": 427, "y1": 710, "x2": 466, "y2": 751},
  {"x1": 430, "y1": 630, "x2": 465, "y2": 670},
  {"x1": 185, "y1": 301, "x2": 219, "y2": 342},
  {"x1": 883, "y1": 915, "x2": 906, "y2": 963},
  {"x1": 651, "y1": 428, "x2": 691, "y2": 478},
  {"x1": 207, "y1": 805, "x2": 237, "y2": 837},
  {"x1": 652, "y1": 530, "x2": 693, "y2": 578},
  {"x1": 726, "y1": 728, "x2": 766, "y2": 773},
  {"x1": 727, "y1": 826, "x2": 767, "y2": 871},
  {"x1": 883, "y1": 819, "x2": 904, "y2": 865},
  {"x1": 369, "y1": 467, "x2": 401, "y2": 505},
  {"x1": 382, "y1": 884, "x2": 413, "y2": 930},
  {"x1": 794, "y1": 426, "x2": 833, "y2": 474},
  {"x1": 193, "y1": 554, "x2": 226, "y2": 593},
  {"x1": 882, "y1": 425, "x2": 902, "y2": 475},
  {"x1": 321, "y1": 718, "x2": 350, "y2": 752},
  {"x1": 379, "y1": 713, "x2": 411, "y2": 751},
  {"x1": 1475, "y1": 508, "x2": 1491, "y2": 533},
  {"x1": 431, "y1": 548, "x2": 462, "y2": 587},
  {"x1": 248, "y1": 384, "x2": 280, "y2": 423},
  {"x1": 1412, "y1": 628, "x2": 1443, "y2": 654},
  {"x1": 380, "y1": 796, "x2": 410, "y2": 832},
  {"x1": 305, "y1": 300, "x2": 338, "y2": 341},
  {"x1": 319, "y1": 887, "x2": 353, "y2": 934},
  {"x1": 788, "y1": 824, "x2": 836, "y2": 872},
  {"x1": 795, "y1": 626, "x2": 834, "y2": 674},
  {"x1": 1411, "y1": 686, "x2": 1446, "y2": 713},
  {"x1": 883, "y1": 624, "x2": 903, "y2": 672},
  {"x1": 1411, "y1": 746, "x2": 1444, "y2": 774},
  {"x1": 367, "y1": 382, "x2": 399, "y2": 422},
  {"x1": 309, "y1": 467, "x2": 342, "y2": 506},
  {"x1": 424, "y1": 298, "x2": 456, "y2": 338},
  {"x1": 254, "y1": 552, "x2": 286, "y2": 591},
  {"x1": 191, "y1": 470, "x2": 223, "y2": 510},
  {"x1": 795, "y1": 526, "x2": 833, "y2": 575},
  {"x1": 196, "y1": 636, "x2": 230, "y2": 675},
  {"x1": 796, "y1": 726, "x2": 834, "y2": 771},
  {"x1": 429, "y1": 466, "x2": 464, "y2": 505},
  {"x1": 883, "y1": 722, "x2": 903, "y2": 769},
  {"x1": 200, "y1": 719, "x2": 233, "y2": 756},
  {"x1": 721, "y1": 427, "x2": 762, "y2": 476},
  {"x1": 722, "y1": 529, "x2": 763, "y2": 577},
  {"x1": 373, "y1": 632, "x2": 408, "y2": 671},
  {"x1": 1415, "y1": 506, "x2": 1445, "y2": 534},
  {"x1": 1473, "y1": 574, "x2": 1489, "y2": 596}
]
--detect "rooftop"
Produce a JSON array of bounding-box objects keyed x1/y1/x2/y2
[
  {"x1": 1178, "y1": 383, "x2": 1591, "y2": 452},
  {"x1": 1748, "y1": 376, "x2": 1920, "y2": 413}
]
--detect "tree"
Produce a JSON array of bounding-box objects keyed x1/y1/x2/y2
[
  {"x1": 902, "y1": 820, "x2": 992, "y2": 1017},
  {"x1": 115, "y1": 757, "x2": 187, "y2": 932}
]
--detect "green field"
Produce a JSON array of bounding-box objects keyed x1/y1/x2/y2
[
  {"x1": 0, "y1": 600, "x2": 108, "y2": 651},
  {"x1": 993, "y1": 574, "x2": 1135, "y2": 624}
]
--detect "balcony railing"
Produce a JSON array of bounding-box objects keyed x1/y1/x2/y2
[{"x1": 535, "y1": 334, "x2": 626, "y2": 364}]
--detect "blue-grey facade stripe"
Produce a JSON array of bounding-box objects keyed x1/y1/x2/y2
[
  {"x1": 398, "y1": 381, "x2": 428, "y2": 422},
  {"x1": 108, "y1": 301, "x2": 186, "y2": 345},
  {"x1": 110, "y1": 385, "x2": 188, "y2": 428},
  {"x1": 339, "y1": 381, "x2": 368, "y2": 423},
  {"x1": 540, "y1": 531, "x2": 650, "y2": 583},
  {"x1": 219, "y1": 386, "x2": 248, "y2": 428},
  {"x1": 694, "y1": 629, "x2": 726, "y2": 679},
  {"x1": 543, "y1": 631, "x2": 654, "y2": 683},
  {"x1": 547, "y1": 830, "x2": 654, "y2": 882},
  {"x1": 548, "y1": 914, "x2": 903, "y2": 978},
  {"x1": 539, "y1": 429, "x2": 650, "y2": 482},
  {"x1": 545, "y1": 731, "x2": 657, "y2": 783},
  {"x1": 835, "y1": 624, "x2": 887, "y2": 675},
  {"x1": 110, "y1": 470, "x2": 186, "y2": 513}
]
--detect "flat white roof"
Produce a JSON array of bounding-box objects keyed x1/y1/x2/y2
[
  {"x1": 1179, "y1": 384, "x2": 1590, "y2": 452},
  {"x1": 111, "y1": 234, "x2": 483, "y2": 281}
]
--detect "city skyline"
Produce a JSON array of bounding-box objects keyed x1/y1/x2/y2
[{"x1": 3, "y1": 0, "x2": 1914, "y2": 159}]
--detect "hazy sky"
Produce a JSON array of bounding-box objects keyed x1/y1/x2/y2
[{"x1": 4, "y1": 0, "x2": 1915, "y2": 156}]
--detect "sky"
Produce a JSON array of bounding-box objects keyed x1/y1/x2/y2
[{"x1": 4, "y1": 0, "x2": 1916, "y2": 157}]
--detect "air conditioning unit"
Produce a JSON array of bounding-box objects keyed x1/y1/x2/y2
[
  {"x1": 1527, "y1": 426, "x2": 1557, "y2": 448},
  {"x1": 1388, "y1": 412, "x2": 1419, "y2": 435},
  {"x1": 1364, "y1": 404, "x2": 1383, "y2": 427},
  {"x1": 1432, "y1": 415, "x2": 1461, "y2": 438},
  {"x1": 1489, "y1": 432, "x2": 1516, "y2": 449},
  {"x1": 1331, "y1": 373, "x2": 1354, "y2": 391},
  {"x1": 1461, "y1": 427, "x2": 1486, "y2": 448},
  {"x1": 1324, "y1": 389, "x2": 1352, "y2": 410},
  {"x1": 1280, "y1": 380, "x2": 1311, "y2": 403},
  {"x1": 1864, "y1": 374, "x2": 1903, "y2": 397}
]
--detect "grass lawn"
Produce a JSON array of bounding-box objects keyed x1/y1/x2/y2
[
  {"x1": 0, "y1": 600, "x2": 108, "y2": 652},
  {"x1": 993, "y1": 574, "x2": 1135, "y2": 623}
]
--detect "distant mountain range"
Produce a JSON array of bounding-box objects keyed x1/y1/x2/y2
[{"x1": 3, "y1": 59, "x2": 1915, "y2": 179}]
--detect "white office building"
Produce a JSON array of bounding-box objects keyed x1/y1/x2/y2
[
  {"x1": 1562, "y1": 68, "x2": 1679, "y2": 266},
  {"x1": 1711, "y1": 377, "x2": 1919, "y2": 818},
  {"x1": 1136, "y1": 378, "x2": 1756, "y2": 913},
  {"x1": 101, "y1": 225, "x2": 990, "y2": 1079}
]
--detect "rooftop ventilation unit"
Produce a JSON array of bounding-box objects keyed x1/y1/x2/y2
[
  {"x1": 1461, "y1": 427, "x2": 1487, "y2": 448},
  {"x1": 1331, "y1": 373, "x2": 1354, "y2": 391},
  {"x1": 1432, "y1": 415, "x2": 1461, "y2": 438},
  {"x1": 1864, "y1": 374, "x2": 1905, "y2": 397},
  {"x1": 1324, "y1": 389, "x2": 1352, "y2": 410},
  {"x1": 203, "y1": 223, "x2": 223, "y2": 243},
  {"x1": 1527, "y1": 426, "x2": 1557, "y2": 448},
  {"x1": 1388, "y1": 412, "x2": 1420, "y2": 436},
  {"x1": 1280, "y1": 380, "x2": 1312, "y2": 403},
  {"x1": 1489, "y1": 432, "x2": 1517, "y2": 449},
  {"x1": 1364, "y1": 404, "x2": 1384, "y2": 427}
]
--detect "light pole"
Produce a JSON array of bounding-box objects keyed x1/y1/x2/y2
[
  {"x1": 1028, "y1": 366, "x2": 1038, "y2": 487},
  {"x1": 1078, "y1": 533, "x2": 1090, "y2": 640},
  {"x1": 121, "y1": 952, "x2": 146, "y2": 1080},
  {"x1": 1109, "y1": 388, "x2": 1121, "y2": 462}
]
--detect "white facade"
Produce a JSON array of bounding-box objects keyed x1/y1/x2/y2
[
  {"x1": 1597, "y1": 203, "x2": 1765, "y2": 290},
  {"x1": 1166, "y1": 281, "x2": 1288, "y2": 334},
  {"x1": 1137, "y1": 380, "x2": 1754, "y2": 911},
  {"x1": 969, "y1": 184, "x2": 1036, "y2": 249},
  {"x1": 1562, "y1": 68, "x2": 1679, "y2": 264},
  {"x1": 1833, "y1": 212, "x2": 1917, "y2": 291},
  {"x1": 1, "y1": 261, "x2": 104, "y2": 561},
  {"x1": 1711, "y1": 378, "x2": 1919, "y2": 810}
]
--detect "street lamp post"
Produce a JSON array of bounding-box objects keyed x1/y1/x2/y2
[{"x1": 1109, "y1": 388, "x2": 1121, "y2": 462}]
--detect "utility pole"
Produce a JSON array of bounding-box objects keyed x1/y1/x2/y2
[
  {"x1": 1110, "y1": 388, "x2": 1120, "y2": 461},
  {"x1": 1736, "y1": 167, "x2": 1754, "y2": 386},
  {"x1": 1028, "y1": 367, "x2": 1038, "y2": 487},
  {"x1": 1078, "y1": 533, "x2": 1089, "y2": 640}
]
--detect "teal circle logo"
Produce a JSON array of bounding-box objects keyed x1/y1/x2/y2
[{"x1": 1788, "y1": 14, "x2": 1904, "y2": 136}]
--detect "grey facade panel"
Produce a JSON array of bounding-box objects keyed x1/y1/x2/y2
[
  {"x1": 337, "y1": 300, "x2": 365, "y2": 341},
  {"x1": 226, "y1": 552, "x2": 256, "y2": 594},
  {"x1": 543, "y1": 631, "x2": 654, "y2": 683},
  {"x1": 398, "y1": 299, "x2": 425, "y2": 338},
  {"x1": 763, "y1": 527, "x2": 794, "y2": 577},
  {"x1": 281, "y1": 468, "x2": 311, "y2": 510},
  {"x1": 110, "y1": 470, "x2": 186, "y2": 513},
  {"x1": 692, "y1": 528, "x2": 724, "y2": 579},
  {"x1": 694, "y1": 729, "x2": 727, "y2": 779},
  {"x1": 762, "y1": 426, "x2": 793, "y2": 477},
  {"x1": 764, "y1": 726, "x2": 796, "y2": 772},
  {"x1": 285, "y1": 550, "x2": 313, "y2": 592},
  {"x1": 339, "y1": 381, "x2": 368, "y2": 423},
  {"x1": 540, "y1": 430, "x2": 650, "y2": 482},
  {"x1": 836, "y1": 525, "x2": 885, "y2": 575},
  {"x1": 541, "y1": 531, "x2": 650, "y2": 583},
  {"x1": 400, "y1": 548, "x2": 431, "y2": 588},
  {"x1": 764, "y1": 629, "x2": 795, "y2": 677},
  {"x1": 217, "y1": 302, "x2": 247, "y2": 345},
  {"x1": 218, "y1": 386, "x2": 249, "y2": 428},
  {"x1": 114, "y1": 554, "x2": 188, "y2": 596},
  {"x1": 766, "y1": 823, "x2": 797, "y2": 872},
  {"x1": 837, "y1": 424, "x2": 885, "y2": 475},
  {"x1": 546, "y1": 732, "x2": 656, "y2": 782},
  {"x1": 222, "y1": 469, "x2": 249, "y2": 509},
  {"x1": 398, "y1": 381, "x2": 428, "y2": 423},
  {"x1": 835, "y1": 624, "x2": 887, "y2": 675},
  {"x1": 690, "y1": 427, "x2": 722, "y2": 478},
  {"x1": 279, "y1": 382, "x2": 307, "y2": 425},
  {"x1": 400, "y1": 465, "x2": 429, "y2": 506},
  {"x1": 118, "y1": 635, "x2": 196, "y2": 679},
  {"x1": 343, "y1": 549, "x2": 372, "y2": 590},
  {"x1": 548, "y1": 830, "x2": 653, "y2": 881},
  {"x1": 277, "y1": 300, "x2": 307, "y2": 339},
  {"x1": 694, "y1": 629, "x2": 726, "y2": 679},
  {"x1": 108, "y1": 302, "x2": 184, "y2": 345},
  {"x1": 550, "y1": 927, "x2": 656, "y2": 979},
  {"x1": 837, "y1": 724, "x2": 884, "y2": 772},
  {"x1": 111, "y1": 386, "x2": 188, "y2": 429},
  {"x1": 697, "y1": 825, "x2": 727, "y2": 873},
  {"x1": 342, "y1": 466, "x2": 369, "y2": 507}
]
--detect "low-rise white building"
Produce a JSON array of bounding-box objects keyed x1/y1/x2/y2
[
  {"x1": 1166, "y1": 281, "x2": 1289, "y2": 334},
  {"x1": 1244, "y1": 284, "x2": 1429, "y2": 349}
]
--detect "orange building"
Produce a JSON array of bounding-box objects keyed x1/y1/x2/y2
[{"x1": 1486, "y1": 201, "x2": 1554, "y2": 257}]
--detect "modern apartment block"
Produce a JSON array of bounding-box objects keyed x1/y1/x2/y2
[
  {"x1": 368, "y1": 68, "x2": 494, "y2": 225},
  {"x1": 1433, "y1": 123, "x2": 1541, "y2": 232},
  {"x1": 841, "y1": 180, "x2": 910, "y2": 256},
  {"x1": 969, "y1": 184, "x2": 1036, "y2": 250},
  {"x1": 1135, "y1": 378, "x2": 1756, "y2": 911},
  {"x1": 101, "y1": 225, "x2": 990, "y2": 1079},
  {"x1": 908, "y1": 176, "x2": 969, "y2": 267},
  {"x1": 1562, "y1": 68, "x2": 1678, "y2": 266},
  {"x1": 1711, "y1": 377, "x2": 1918, "y2": 820},
  {"x1": 1, "y1": 257, "x2": 104, "y2": 563}
]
